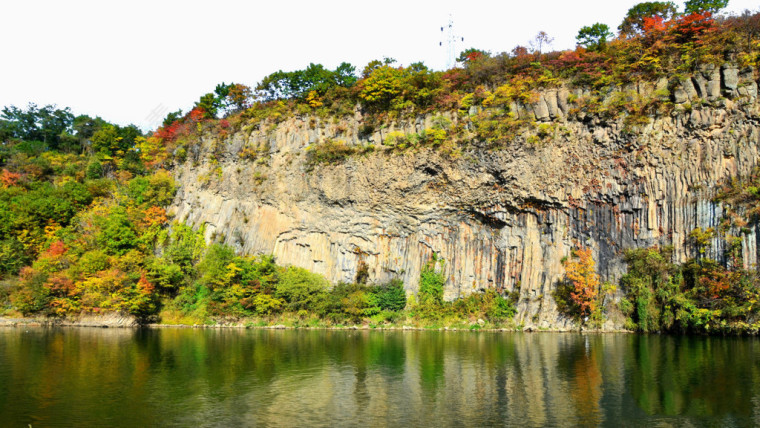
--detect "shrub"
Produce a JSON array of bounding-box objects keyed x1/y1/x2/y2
[
  {"x1": 328, "y1": 282, "x2": 380, "y2": 322},
  {"x1": 371, "y1": 279, "x2": 407, "y2": 312},
  {"x1": 483, "y1": 289, "x2": 517, "y2": 321},
  {"x1": 275, "y1": 266, "x2": 329, "y2": 312},
  {"x1": 126, "y1": 170, "x2": 177, "y2": 207},
  {"x1": 252, "y1": 293, "x2": 283, "y2": 315},
  {"x1": 418, "y1": 254, "x2": 445, "y2": 306},
  {"x1": 85, "y1": 160, "x2": 104, "y2": 179},
  {"x1": 10, "y1": 268, "x2": 50, "y2": 315},
  {"x1": 453, "y1": 289, "x2": 517, "y2": 322},
  {"x1": 0, "y1": 239, "x2": 27, "y2": 277},
  {"x1": 619, "y1": 246, "x2": 686, "y2": 332},
  {"x1": 97, "y1": 207, "x2": 138, "y2": 255},
  {"x1": 306, "y1": 139, "x2": 356, "y2": 166}
]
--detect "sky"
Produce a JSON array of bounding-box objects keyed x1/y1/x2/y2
[{"x1": 1, "y1": 0, "x2": 758, "y2": 131}]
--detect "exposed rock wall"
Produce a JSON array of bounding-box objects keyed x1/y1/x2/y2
[{"x1": 170, "y1": 66, "x2": 760, "y2": 329}]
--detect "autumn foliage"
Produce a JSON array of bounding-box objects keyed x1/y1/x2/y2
[
  {"x1": 563, "y1": 248, "x2": 600, "y2": 319},
  {"x1": 1, "y1": 169, "x2": 21, "y2": 188},
  {"x1": 1, "y1": 6, "x2": 760, "y2": 332}
]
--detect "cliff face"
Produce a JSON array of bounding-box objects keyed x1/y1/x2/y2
[{"x1": 170, "y1": 65, "x2": 760, "y2": 329}]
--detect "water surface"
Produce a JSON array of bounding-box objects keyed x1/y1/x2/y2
[{"x1": 0, "y1": 328, "x2": 758, "y2": 427}]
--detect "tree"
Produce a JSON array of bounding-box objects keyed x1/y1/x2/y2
[
  {"x1": 530, "y1": 31, "x2": 554, "y2": 54},
  {"x1": 195, "y1": 93, "x2": 222, "y2": 118},
  {"x1": 563, "y1": 248, "x2": 600, "y2": 320},
  {"x1": 333, "y1": 62, "x2": 358, "y2": 88},
  {"x1": 511, "y1": 45, "x2": 530, "y2": 58},
  {"x1": 357, "y1": 64, "x2": 405, "y2": 111},
  {"x1": 97, "y1": 207, "x2": 137, "y2": 255},
  {"x1": 684, "y1": 0, "x2": 729, "y2": 14},
  {"x1": 256, "y1": 62, "x2": 357, "y2": 101},
  {"x1": 0, "y1": 104, "x2": 74, "y2": 149},
  {"x1": 161, "y1": 110, "x2": 183, "y2": 127},
  {"x1": 72, "y1": 114, "x2": 109, "y2": 152},
  {"x1": 72, "y1": 114, "x2": 104, "y2": 139},
  {"x1": 619, "y1": 2, "x2": 678, "y2": 36},
  {"x1": 225, "y1": 83, "x2": 253, "y2": 112},
  {"x1": 457, "y1": 48, "x2": 490, "y2": 64},
  {"x1": 361, "y1": 57, "x2": 396, "y2": 78},
  {"x1": 576, "y1": 23, "x2": 614, "y2": 51},
  {"x1": 371, "y1": 279, "x2": 407, "y2": 312},
  {"x1": 418, "y1": 254, "x2": 445, "y2": 306},
  {"x1": 90, "y1": 124, "x2": 123, "y2": 155}
]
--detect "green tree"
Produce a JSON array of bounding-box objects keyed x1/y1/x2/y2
[
  {"x1": 255, "y1": 63, "x2": 357, "y2": 101},
  {"x1": 0, "y1": 239, "x2": 27, "y2": 277},
  {"x1": 0, "y1": 104, "x2": 74, "y2": 149},
  {"x1": 97, "y1": 207, "x2": 138, "y2": 255},
  {"x1": 371, "y1": 279, "x2": 407, "y2": 312},
  {"x1": 72, "y1": 114, "x2": 106, "y2": 140},
  {"x1": 162, "y1": 110, "x2": 183, "y2": 127},
  {"x1": 90, "y1": 124, "x2": 123, "y2": 155},
  {"x1": 333, "y1": 62, "x2": 358, "y2": 88},
  {"x1": 275, "y1": 266, "x2": 329, "y2": 311},
  {"x1": 418, "y1": 254, "x2": 445, "y2": 306},
  {"x1": 195, "y1": 93, "x2": 222, "y2": 118},
  {"x1": 619, "y1": 247, "x2": 681, "y2": 332},
  {"x1": 163, "y1": 223, "x2": 206, "y2": 276},
  {"x1": 576, "y1": 23, "x2": 614, "y2": 51},
  {"x1": 619, "y1": 2, "x2": 678, "y2": 35},
  {"x1": 684, "y1": 0, "x2": 728, "y2": 14},
  {"x1": 197, "y1": 244, "x2": 236, "y2": 288},
  {"x1": 125, "y1": 170, "x2": 177, "y2": 207}
]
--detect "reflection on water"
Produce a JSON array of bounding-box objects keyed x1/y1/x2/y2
[{"x1": 0, "y1": 328, "x2": 759, "y2": 427}]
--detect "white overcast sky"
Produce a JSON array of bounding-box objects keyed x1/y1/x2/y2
[{"x1": 1, "y1": 0, "x2": 758, "y2": 130}]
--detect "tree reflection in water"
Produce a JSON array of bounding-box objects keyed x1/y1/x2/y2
[{"x1": 0, "y1": 328, "x2": 758, "y2": 426}]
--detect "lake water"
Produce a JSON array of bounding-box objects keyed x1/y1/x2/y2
[{"x1": 0, "y1": 328, "x2": 758, "y2": 427}]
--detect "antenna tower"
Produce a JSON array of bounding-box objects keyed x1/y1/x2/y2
[{"x1": 439, "y1": 14, "x2": 463, "y2": 70}]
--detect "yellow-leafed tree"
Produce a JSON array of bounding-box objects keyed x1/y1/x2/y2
[{"x1": 563, "y1": 248, "x2": 600, "y2": 318}]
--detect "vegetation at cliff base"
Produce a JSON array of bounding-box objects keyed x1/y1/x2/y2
[{"x1": 556, "y1": 236, "x2": 760, "y2": 333}]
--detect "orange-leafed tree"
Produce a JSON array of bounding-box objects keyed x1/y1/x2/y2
[
  {"x1": 563, "y1": 247, "x2": 600, "y2": 319},
  {"x1": 0, "y1": 169, "x2": 21, "y2": 188},
  {"x1": 141, "y1": 206, "x2": 168, "y2": 229}
]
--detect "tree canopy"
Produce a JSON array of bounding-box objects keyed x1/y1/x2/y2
[
  {"x1": 576, "y1": 23, "x2": 614, "y2": 51},
  {"x1": 255, "y1": 62, "x2": 357, "y2": 101},
  {"x1": 684, "y1": 0, "x2": 729, "y2": 14},
  {"x1": 0, "y1": 104, "x2": 74, "y2": 150},
  {"x1": 619, "y1": 2, "x2": 679, "y2": 35}
]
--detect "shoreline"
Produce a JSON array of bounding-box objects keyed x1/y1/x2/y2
[{"x1": 0, "y1": 315, "x2": 632, "y2": 333}]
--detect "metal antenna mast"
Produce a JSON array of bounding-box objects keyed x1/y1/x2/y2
[{"x1": 439, "y1": 14, "x2": 463, "y2": 70}]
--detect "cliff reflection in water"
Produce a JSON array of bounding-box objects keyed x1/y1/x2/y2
[{"x1": 1, "y1": 328, "x2": 759, "y2": 427}]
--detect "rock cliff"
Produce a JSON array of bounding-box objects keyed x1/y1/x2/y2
[{"x1": 170, "y1": 65, "x2": 760, "y2": 329}]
